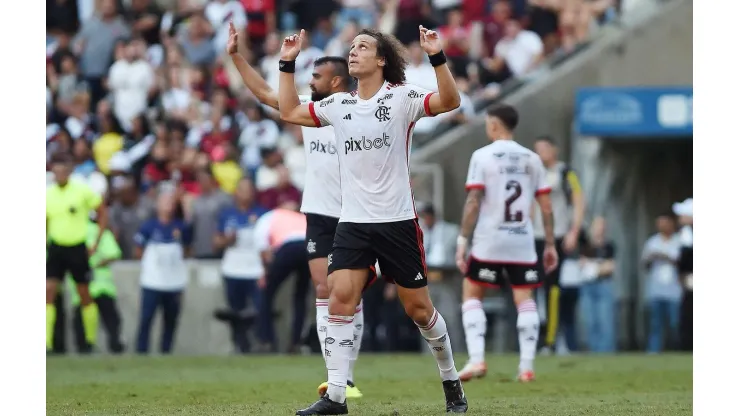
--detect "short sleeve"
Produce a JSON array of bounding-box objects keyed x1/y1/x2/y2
[
  {"x1": 307, "y1": 93, "x2": 341, "y2": 127},
  {"x1": 533, "y1": 156, "x2": 551, "y2": 196},
  {"x1": 465, "y1": 151, "x2": 485, "y2": 191},
  {"x1": 84, "y1": 183, "x2": 103, "y2": 210},
  {"x1": 253, "y1": 211, "x2": 273, "y2": 252},
  {"x1": 403, "y1": 84, "x2": 436, "y2": 121},
  {"x1": 134, "y1": 221, "x2": 152, "y2": 247}
]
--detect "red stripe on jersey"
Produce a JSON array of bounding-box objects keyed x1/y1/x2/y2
[
  {"x1": 307, "y1": 102, "x2": 322, "y2": 127},
  {"x1": 466, "y1": 184, "x2": 484, "y2": 191},
  {"x1": 535, "y1": 187, "x2": 552, "y2": 196},
  {"x1": 423, "y1": 93, "x2": 435, "y2": 116}
]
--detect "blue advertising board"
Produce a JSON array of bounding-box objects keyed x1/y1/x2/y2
[{"x1": 575, "y1": 86, "x2": 692, "y2": 137}]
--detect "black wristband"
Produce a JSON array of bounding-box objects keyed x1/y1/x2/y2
[
  {"x1": 279, "y1": 60, "x2": 296, "y2": 73},
  {"x1": 428, "y1": 51, "x2": 447, "y2": 67}
]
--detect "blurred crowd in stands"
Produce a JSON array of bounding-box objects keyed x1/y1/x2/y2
[{"x1": 46, "y1": 0, "x2": 618, "y2": 259}]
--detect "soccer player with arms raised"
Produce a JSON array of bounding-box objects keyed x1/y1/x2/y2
[
  {"x1": 455, "y1": 105, "x2": 558, "y2": 383},
  {"x1": 225, "y1": 23, "x2": 369, "y2": 398},
  {"x1": 278, "y1": 27, "x2": 468, "y2": 415}
]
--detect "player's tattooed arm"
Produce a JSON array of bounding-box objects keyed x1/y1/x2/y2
[
  {"x1": 536, "y1": 193, "x2": 556, "y2": 245},
  {"x1": 460, "y1": 189, "x2": 484, "y2": 239}
]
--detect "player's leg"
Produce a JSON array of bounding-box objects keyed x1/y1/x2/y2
[
  {"x1": 306, "y1": 215, "x2": 335, "y2": 360},
  {"x1": 376, "y1": 220, "x2": 467, "y2": 413},
  {"x1": 296, "y1": 223, "x2": 373, "y2": 415},
  {"x1": 458, "y1": 260, "x2": 494, "y2": 381},
  {"x1": 507, "y1": 264, "x2": 544, "y2": 382},
  {"x1": 69, "y1": 244, "x2": 99, "y2": 348}
]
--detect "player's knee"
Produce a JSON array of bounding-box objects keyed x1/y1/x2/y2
[
  {"x1": 327, "y1": 272, "x2": 357, "y2": 312},
  {"x1": 462, "y1": 278, "x2": 485, "y2": 301},
  {"x1": 314, "y1": 282, "x2": 330, "y2": 299},
  {"x1": 402, "y1": 296, "x2": 435, "y2": 326}
]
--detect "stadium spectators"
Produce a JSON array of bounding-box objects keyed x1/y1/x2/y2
[
  {"x1": 47, "y1": 1, "x2": 618, "y2": 215},
  {"x1": 578, "y1": 217, "x2": 617, "y2": 353},
  {"x1": 641, "y1": 212, "x2": 682, "y2": 354}
]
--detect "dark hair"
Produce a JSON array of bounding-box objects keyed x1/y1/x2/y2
[
  {"x1": 50, "y1": 151, "x2": 74, "y2": 165},
  {"x1": 535, "y1": 135, "x2": 556, "y2": 145},
  {"x1": 486, "y1": 104, "x2": 519, "y2": 131},
  {"x1": 314, "y1": 56, "x2": 354, "y2": 90},
  {"x1": 358, "y1": 29, "x2": 408, "y2": 85}
]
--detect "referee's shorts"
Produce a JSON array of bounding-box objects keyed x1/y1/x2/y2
[{"x1": 47, "y1": 242, "x2": 91, "y2": 284}]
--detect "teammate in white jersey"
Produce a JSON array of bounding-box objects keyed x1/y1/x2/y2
[
  {"x1": 455, "y1": 105, "x2": 559, "y2": 383},
  {"x1": 278, "y1": 27, "x2": 468, "y2": 415},
  {"x1": 226, "y1": 23, "x2": 372, "y2": 399}
]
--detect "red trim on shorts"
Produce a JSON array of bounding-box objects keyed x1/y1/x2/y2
[
  {"x1": 535, "y1": 187, "x2": 552, "y2": 196},
  {"x1": 466, "y1": 184, "x2": 484, "y2": 191},
  {"x1": 307, "y1": 102, "x2": 322, "y2": 127},
  {"x1": 423, "y1": 93, "x2": 435, "y2": 116},
  {"x1": 414, "y1": 220, "x2": 428, "y2": 277}
]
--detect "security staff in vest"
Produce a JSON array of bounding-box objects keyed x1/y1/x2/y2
[
  {"x1": 254, "y1": 201, "x2": 311, "y2": 353},
  {"x1": 532, "y1": 136, "x2": 585, "y2": 354},
  {"x1": 46, "y1": 152, "x2": 109, "y2": 353},
  {"x1": 68, "y1": 219, "x2": 124, "y2": 354}
]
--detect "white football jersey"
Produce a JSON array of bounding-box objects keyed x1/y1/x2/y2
[
  {"x1": 308, "y1": 82, "x2": 435, "y2": 223},
  {"x1": 298, "y1": 95, "x2": 342, "y2": 218},
  {"x1": 465, "y1": 140, "x2": 551, "y2": 264}
]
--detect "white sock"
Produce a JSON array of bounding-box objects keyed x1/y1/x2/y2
[
  {"x1": 348, "y1": 300, "x2": 363, "y2": 383},
  {"x1": 516, "y1": 299, "x2": 540, "y2": 372},
  {"x1": 462, "y1": 299, "x2": 487, "y2": 365},
  {"x1": 315, "y1": 299, "x2": 329, "y2": 364},
  {"x1": 417, "y1": 309, "x2": 459, "y2": 381},
  {"x1": 325, "y1": 315, "x2": 354, "y2": 403}
]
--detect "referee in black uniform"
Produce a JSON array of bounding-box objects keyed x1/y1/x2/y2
[{"x1": 46, "y1": 153, "x2": 109, "y2": 352}]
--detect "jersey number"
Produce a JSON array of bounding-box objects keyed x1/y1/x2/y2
[{"x1": 504, "y1": 180, "x2": 523, "y2": 222}]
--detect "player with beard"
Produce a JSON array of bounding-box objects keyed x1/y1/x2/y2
[
  {"x1": 278, "y1": 27, "x2": 468, "y2": 414},
  {"x1": 226, "y1": 22, "x2": 370, "y2": 399}
]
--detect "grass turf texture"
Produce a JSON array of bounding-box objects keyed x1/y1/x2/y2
[{"x1": 47, "y1": 353, "x2": 691, "y2": 415}]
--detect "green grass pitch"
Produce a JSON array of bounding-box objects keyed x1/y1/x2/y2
[{"x1": 47, "y1": 353, "x2": 692, "y2": 415}]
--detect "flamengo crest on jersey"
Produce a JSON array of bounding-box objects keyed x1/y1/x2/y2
[
  {"x1": 298, "y1": 95, "x2": 342, "y2": 218},
  {"x1": 465, "y1": 140, "x2": 551, "y2": 264},
  {"x1": 307, "y1": 82, "x2": 435, "y2": 223}
]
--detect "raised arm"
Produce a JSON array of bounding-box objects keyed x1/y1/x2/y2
[
  {"x1": 419, "y1": 26, "x2": 461, "y2": 115},
  {"x1": 277, "y1": 30, "x2": 320, "y2": 127},
  {"x1": 226, "y1": 21, "x2": 279, "y2": 110}
]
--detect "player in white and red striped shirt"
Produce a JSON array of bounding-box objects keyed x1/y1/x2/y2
[{"x1": 455, "y1": 105, "x2": 559, "y2": 383}]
